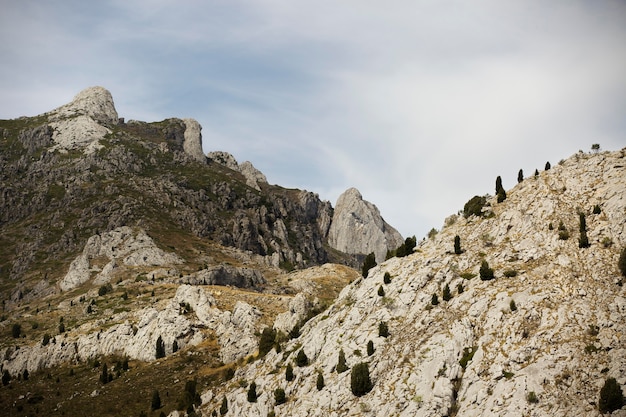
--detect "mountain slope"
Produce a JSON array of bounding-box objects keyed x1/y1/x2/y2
[{"x1": 202, "y1": 149, "x2": 626, "y2": 417}]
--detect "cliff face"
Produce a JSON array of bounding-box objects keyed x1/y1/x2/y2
[
  {"x1": 202, "y1": 149, "x2": 626, "y2": 417},
  {"x1": 328, "y1": 187, "x2": 404, "y2": 262}
]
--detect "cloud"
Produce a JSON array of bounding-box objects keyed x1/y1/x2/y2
[{"x1": 1, "y1": 1, "x2": 625, "y2": 238}]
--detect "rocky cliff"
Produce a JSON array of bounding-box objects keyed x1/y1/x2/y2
[
  {"x1": 201, "y1": 149, "x2": 626, "y2": 417},
  {"x1": 328, "y1": 187, "x2": 404, "y2": 262}
]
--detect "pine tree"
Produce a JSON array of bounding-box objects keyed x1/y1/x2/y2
[
  {"x1": 517, "y1": 169, "x2": 524, "y2": 183},
  {"x1": 258, "y1": 327, "x2": 276, "y2": 357},
  {"x1": 579, "y1": 213, "x2": 590, "y2": 248},
  {"x1": 442, "y1": 284, "x2": 451, "y2": 301},
  {"x1": 336, "y1": 349, "x2": 348, "y2": 373},
  {"x1": 172, "y1": 340, "x2": 179, "y2": 353},
  {"x1": 377, "y1": 285, "x2": 385, "y2": 297},
  {"x1": 496, "y1": 175, "x2": 507, "y2": 203},
  {"x1": 362, "y1": 252, "x2": 377, "y2": 277},
  {"x1": 151, "y1": 390, "x2": 162, "y2": 410},
  {"x1": 367, "y1": 340, "x2": 375, "y2": 356},
  {"x1": 247, "y1": 381, "x2": 257, "y2": 403},
  {"x1": 285, "y1": 363, "x2": 294, "y2": 381},
  {"x1": 545, "y1": 161, "x2": 551, "y2": 170},
  {"x1": 479, "y1": 260, "x2": 495, "y2": 281},
  {"x1": 316, "y1": 372, "x2": 325, "y2": 390},
  {"x1": 383, "y1": 272, "x2": 391, "y2": 284},
  {"x1": 454, "y1": 235, "x2": 462, "y2": 255},
  {"x1": 100, "y1": 363, "x2": 109, "y2": 384},
  {"x1": 296, "y1": 349, "x2": 309, "y2": 367},
  {"x1": 274, "y1": 388, "x2": 286, "y2": 405},
  {"x1": 619, "y1": 247, "x2": 626, "y2": 278},
  {"x1": 599, "y1": 377, "x2": 624, "y2": 413},
  {"x1": 378, "y1": 321, "x2": 389, "y2": 338},
  {"x1": 350, "y1": 362, "x2": 373, "y2": 397},
  {"x1": 156, "y1": 335, "x2": 166, "y2": 359},
  {"x1": 534, "y1": 169, "x2": 539, "y2": 177},
  {"x1": 431, "y1": 293, "x2": 439, "y2": 305},
  {"x1": 457, "y1": 283, "x2": 464, "y2": 294},
  {"x1": 219, "y1": 397, "x2": 228, "y2": 415},
  {"x1": 2, "y1": 370, "x2": 10, "y2": 386}
]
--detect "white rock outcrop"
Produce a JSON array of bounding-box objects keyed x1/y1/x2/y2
[
  {"x1": 208, "y1": 151, "x2": 268, "y2": 191},
  {"x1": 203, "y1": 149, "x2": 626, "y2": 417},
  {"x1": 328, "y1": 187, "x2": 404, "y2": 262},
  {"x1": 182, "y1": 118, "x2": 206, "y2": 163},
  {"x1": 59, "y1": 226, "x2": 184, "y2": 291}
]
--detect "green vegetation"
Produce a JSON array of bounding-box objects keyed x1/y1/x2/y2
[
  {"x1": 274, "y1": 388, "x2": 286, "y2": 405},
  {"x1": 496, "y1": 175, "x2": 507, "y2": 203},
  {"x1": 442, "y1": 284, "x2": 451, "y2": 302},
  {"x1": 545, "y1": 161, "x2": 551, "y2": 170},
  {"x1": 151, "y1": 390, "x2": 162, "y2": 410},
  {"x1": 377, "y1": 285, "x2": 385, "y2": 297},
  {"x1": 599, "y1": 377, "x2": 624, "y2": 413},
  {"x1": 11, "y1": 323, "x2": 21, "y2": 338},
  {"x1": 383, "y1": 272, "x2": 391, "y2": 284},
  {"x1": 454, "y1": 235, "x2": 462, "y2": 255},
  {"x1": 593, "y1": 204, "x2": 601, "y2": 214},
  {"x1": 367, "y1": 340, "x2": 375, "y2": 356},
  {"x1": 503, "y1": 269, "x2": 518, "y2": 278},
  {"x1": 431, "y1": 293, "x2": 439, "y2": 306},
  {"x1": 285, "y1": 364, "x2": 294, "y2": 381},
  {"x1": 362, "y1": 252, "x2": 377, "y2": 277},
  {"x1": 316, "y1": 371, "x2": 325, "y2": 390},
  {"x1": 350, "y1": 362, "x2": 373, "y2": 397},
  {"x1": 479, "y1": 260, "x2": 494, "y2": 281},
  {"x1": 156, "y1": 336, "x2": 166, "y2": 359},
  {"x1": 220, "y1": 397, "x2": 228, "y2": 415},
  {"x1": 527, "y1": 391, "x2": 539, "y2": 404},
  {"x1": 457, "y1": 283, "x2": 464, "y2": 294},
  {"x1": 295, "y1": 349, "x2": 309, "y2": 367},
  {"x1": 459, "y1": 346, "x2": 477, "y2": 370},
  {"x1": 247, "y1": 381, "x2": 257, "y2": 403},
  {"x1": 463, "y1": 195, "x2": 487, "y2": 218},
  {"x1": 258, "y1": 327, "x2": 277, "y2": 357},
  {"x1": 510, "y1": 300, "x2": 517, "y2": 312},
  {"x1": 558, "y1": 221, "x2": 570, "y2": 240},
  {"x1": 517, "y1": 169, "x2": 524, "y2": 183},
  {"x1": 336, "y1": 349, "x2": 348, "y2": 373},
  {"x1": 393, "y1": 236, "x2": 417, "y2": 258},
  {"x1": 378, "y1": 321, "x2": 389, "y2": 338},
  {"x1": 579, "y1": 213, "x2": 590, "y2": 248}
]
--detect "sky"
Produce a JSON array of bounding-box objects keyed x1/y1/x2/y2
[{"x1": 1, "y1": 1, "x2": 625, "y2": 239}]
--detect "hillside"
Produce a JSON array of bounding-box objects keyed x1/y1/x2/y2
[{"x1": 201, "y1": 149, "x2": 626, "y2": 417}]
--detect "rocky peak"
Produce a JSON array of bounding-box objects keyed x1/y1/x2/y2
[
  {"x1": 182, "y1": 118, "x2": 206, "y2": 163},
  {"x1": 328, "y1": 187, "x2": 404, "y2": 262},
  {"x1": 207, "y1": 151, "x2": 268, "y2": 191}
]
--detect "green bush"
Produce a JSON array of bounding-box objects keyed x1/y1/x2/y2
[
  {"x1": 316, "y1": 372, "x2": 325, "y2": 390},
  {"x1": 285, "y1": 364, "x2": 294, "y2": 381},
  {"x1": 2, "y1": 370, "x2": 11, "y2": 386},
  {"x1": 463, "y1": 195, "x2": 487, "y2": 218},
  {"x1": 258, "y1": 327, "x2": 276, "y2": 357},
  {"x1": 11, "y1": 323, "x2": 21, "y2": 338},
  {"x1": 274, "y1": 388, "x2": 286, "y2": 405},
  {"x1": 98, "y1": 283, "x2": 113, "y2": 296},
  {"x1": 496, "y1": 176, "x2": 506, "y2": 203},
  {"x1": 442, "y1": 284, "x2": 451, "y2": 301},
  {"x1": 527, "y1": 391, "x2": 539, "y2": 403},
  {"x1": 377, "y1": 286, "x2": 385, "y2": 297},
  {"x1": 336, "y1": 349, "x2": 348, "y2": 373},
  {"x1": 479, "y1": 260, "x2": 494, "y2": 281},
  {"x1": 219, "y1": 397, "x2": 228, "y2": 415},
  {"x1": 454, "y1": 235, "x2": 462, "y2": 255},
  {"x1": 42, "y1": 333, "x2": 51, "y2": 346},
  {"x1": 362, "y1": 252, "x2": 377, "y2": 277},
  {"x1": 151, "y1": 390, "x2": 162, "y2": 410},
  {"x1": 593, "y1": 205, "x2": 601, "y2": 214},
  {"x1": 545, "y1": 161, "x2": 551, "y2": 170},
  {"x1": 459, "y1": 347, "x2": 477, "y2": 369},
  {"x1": 431, "y1": 293, "x2": 439, "y2": 305},
  {"x1": 350, "y1": 362, "x2": 373, "y2": 397},
  {"x1": 383, "y1": 272, "x2": 391, "y2": 284},
  {"x1": 457, "y1": 283, "x2": 464, "y2": 294},
  {"x1": 378, "y1": 322, "x2": 389, "y2": 338},
  {"x1": 295, "y1": 349, "x2": 309, "y2": 367},
  {"x1": 367, "y1": 340, "x2": 375, "y2": 356},
  {"x1": 517, "y1": 169, "x2": 524, "y2": 183},
  {"x1": 510, "y1": 300, "x2": 517, "y2": 311},
  {"x1": 247, "y1": 381, "x2": 257, "y2": 403},
  {"x1": 503, "y1": 269, "x2": 518, "y2": 278},
  {"x1": 618, "y1": 247, "x2": 626, "y2": 278},
  {"x1": 579, "y1": 213, "x2": 590, "y2": 248},
  {"x1": 156, "y1": 335, "x2": 166, "y2": 359},
  {"x1": 599, "y1": 377, "x2": 624, "y2": 413}
]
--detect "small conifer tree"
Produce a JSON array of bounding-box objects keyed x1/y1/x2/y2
[
  {"x1": 258, "y1": 327, "x2": 276, "y2": 357},
  {"x1": 100, "y1": 363, "x2": 109, "y2": 384},
  {"x1": 173, "y1": 340, "x2": 179, "y2": 353},
  {"x1": 336, "y1": 349, "x2": 348, "y2": 373},
  {"x1": 274, "y1": 388, "x2": 286, "y2": 405},
  {"x1": 316, "y1": 371, "x2": 325, "y2": 390},
  {"x1": 219, "y1": 397, "x2": 228, "y2": 415},
  {"x1": 247, "y1": 382, "x2": 257, "y2": 403},
  {"x1": 619, "y1": 247, "x2": 626, "y2": 278},
  {"x1": 442, "y1": 284, "x2": 451, "y2": 301},
  {"x1": 454, "y1": 235, "x2": 462, "y2": 255},
  {"x1": 378, "y1": 321, "x2": 389, "y2": 338},
  {"x1": 534, "y1": 169, "x2": 539, "y2": 177},
  {"x1": 457, "y1": 283, "x2": 464, "y2": 294},
  {"x1": 151, "y1": 390, "x2": 162, "y2": 410},
  {"x1": 496, "y1": 176, "x2": 507, "y2": 203},
  {"x1": 383, "y1": 272, "x2": 391, "y2": 284},
  {"x1": 362, "y1": 252, "x2": 377, "y2": 277},
  {"x1": 579, "y1": 213, "x2": 590, "y2": 248},
  {"x1": 517, "y1": 169, "x2": 524, "y2": 183},
  {"x1": 285, "y1": 363, "x2": 294, "y2": 381},
  {"x1": 367, "y1": 340, "x2": 375, "y2": 356},
  {"x1": 350, "y1": 362, "x2": 373, "y2": 397},
  {"x1": 296, "y1": 349, "x2": 309, "y2": 367},
  {"x1": 156, "y1": 335, "x2": 166, "y2": 359},
  {"x1": 431, "y1": 293, "x2": 439, "y2": 305},
  {"x1": 377, "y1": 285, "x2": 385, "y2": 297},
  {"x1": 545, "y1": 161, "x2": 551, "y2": 170},
  {"x1": 2, "y1": 370, "x2": 10, "y2": 386},
  {"x1": 599, "y1": 377, "x2": 624, "y2": 413},
  {"x1": 479, "y1": 260, "x2": 495, "y2": 281}
]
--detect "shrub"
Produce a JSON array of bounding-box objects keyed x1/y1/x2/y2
[
  {"x1": 442, "y1": 284, "x2": 451, "y2": 301},
  {"x1": 517, "y1": 169, "x2": 524, "y2": 183},
  {"x1": 151, "y1": 390, "x2": 162, "y2": 410},
  {"x1": 316, "y1": 372, "x2": 325, "y2": 390},
  {"x1": 258, "y1": 327, "x2": 276, "y2": 357},
  {"x1": 351, "y1": 362, "x2": 373, "y2": 396},
  {"x1": 100, "y1": 363, "x2": 109, "y2": 384},
  {"x1": 510, "y1": 300, "x2": 517, "y2": 311},
  {"x1": 619, "y1": 247, "x2": 626, "y2": 278},
  {"x1": 247, "y1": 381, "x2": 257, "y2": 403},
  {"x1": 156, "y1": 335, "x2": 166, "y2": 359},
  {"x1": 362, "y1": 253, "x2": 377, "y2": 277},
  {"x1": 503, "y1": 269, "x2": 518, "y2": 278},
  {"x1": 219, "y1": 397, "x2": 228, "y2": 415},
  {"x1": 367, "y1": 340, "x2": 375, "y2": 356},
  {"x1": 383, "y1": 272, "x2": 391, "y2": 284},
  {"x1": 459, "y1": 347, "x2": 477, "y2": 369},
  {"x1": 2, "y1": 370, "x2": 10, "y2": 386},
  {"x1": 378, "y1": 322, "x2": 389, "y2": 338},
  {"x1": 496, "y1": 176, "x2": 506, "y2": 203},
  {"x1": 593, "y1": 205, "x2": 601, "y2": 214},
  {"x1": 454, "y1": 235, "x2": 462, "y2": 255},
  {"x1": 579, "y1": 213, "x2": 590, "y2": 248},
  {"x1": 42, "y1": 333, "x2": 51, "y2": 346},
  {"x1": 98, "y1": 283, "x2": 113, "y2": 296},
  {"x1": 534, "y1": 169, "x2": 539, "y2": 177},
  {"x1": 599, "y1": 377, "x2": 624, "y2": 413},
  {"x1": 377, "y1": 286, "x2": 385, "y2": 297},
  {"x1": 336, "y1": 349, "x2": 348, "y2": 373},
  {"x1": 295, "y1": 349, "x2": 309, "y2": 367},
  {"x1": 527, "y1": 391, "x2": 539, "y2": 404},
  {"x1": 479, "y1": 260, "x2": 494, "y2": 281},
  {"x1": 457, "y1": 283, "x2": 464, "y2": 294},
  {"x1": 12, "y1": 323, "x2": 21, "y2": 338},
  {"x1": 545, "y1": 161, "x2": 551, "y2": 170},
  {"x1": 274, "y1": 388, "x2": 286, "y2": 405},
  {"x1": 431, "y1": 293, "x2": 439, "y2": 305},
  {"x1": 285, "y1": 363, "x2": 294, "y2": 381},
  {"x1": 173, "y1": 340, "x2": 179, "y2": 353},
  {"x1": 463, "y1": 195, "x2": 487, "y2": 218}
]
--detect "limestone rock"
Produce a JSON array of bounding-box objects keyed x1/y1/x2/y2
[
  {"x1": 208, "y1": 151, "x2": 267, "y2": 191},
  {"x1": 328, "y1": 187, "x2": 403, "y2": 262},
  {"x1": 182, "y1": 118, "x2": 206, "y2": 163}
]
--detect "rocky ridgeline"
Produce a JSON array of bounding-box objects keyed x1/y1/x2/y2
[{"x1": 201, "y1": 149, "x2": 626, "y2": 417}]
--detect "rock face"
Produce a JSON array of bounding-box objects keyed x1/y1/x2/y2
[
  {"x1": 328, "y1": 187, "x2": 404, "y2": 262},
  {"x1": 182, "y1": 118, "x2": 206, "y2": 163},
  {"x1": 203, "y1": 149, "x2": 626, "y2": 417},
  {"x1": 208, "y1": 151, "x2": 268, "y2": 191}
]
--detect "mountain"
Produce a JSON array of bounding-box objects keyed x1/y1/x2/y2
[
  {"x1": 0, "y1": 87, "x2": 405, "y2": 416},
  {"x1": 201, "y1": 148, "x2": 626, "y2": 417}
]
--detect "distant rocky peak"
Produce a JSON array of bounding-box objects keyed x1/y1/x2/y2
[
  {"x1": 208, "y1": 150, "x2": 268, "y2": 191},
  {"x1": 182, "y1": 118, "x2": 206, "y2": 163},
  {"x1": 328, "y1": 187, "x2": 404, "y2": 262},
  {"x1": 49, "y1": 86, "x2": 118, "y2": 126}
]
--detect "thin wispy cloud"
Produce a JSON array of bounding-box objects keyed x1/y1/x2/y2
[{"x1": 1, "y1": 1, "x2": 624, "y2": 237}]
